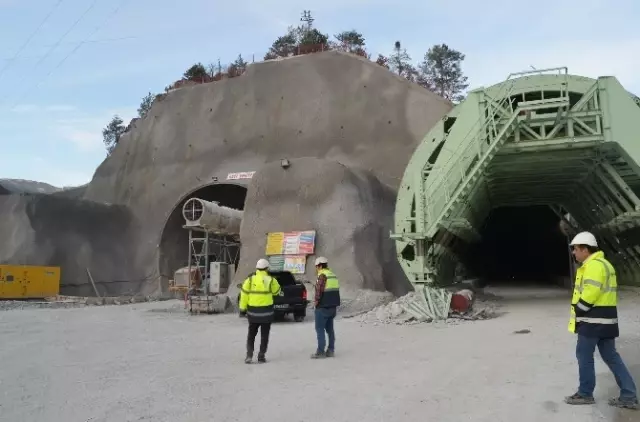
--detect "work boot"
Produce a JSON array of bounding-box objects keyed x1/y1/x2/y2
[
  {"x1": 325, "y1": 350, "x2": 335, "y2": 358},
  {"x1": 564, "y1": 393, "x2": 595, "y2": 405},
  {"x1": 257, "y1": 354, "x2": 267, "y2": 364},
  {"x1": 310, "y1": 351, "x2": 326, "y2": 359},
  {"x1": 244, "y1": 354, "x2": 252, "y2": 364},
  {"x1": 608, "y1": 397, "x2": 639, "y2": 410}
]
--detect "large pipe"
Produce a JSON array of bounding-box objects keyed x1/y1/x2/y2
[{"x1": 182, "y1": 198, "x2": 243, "y2": 235}]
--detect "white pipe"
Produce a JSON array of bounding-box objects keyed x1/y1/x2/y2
[{"x1": 182, "y1": 198, "x2": 243, "y2": 235}]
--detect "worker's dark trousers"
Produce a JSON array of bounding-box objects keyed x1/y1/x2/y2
[
  {"x1": 576, "y1": 334, "x2": 637, "y2": 399},
  {"x1": 315, "y1": 307, "x2": 337, "y2": 353},
  {"x1": 247, "y1": 322, "x2": 271, "y2": 357}
]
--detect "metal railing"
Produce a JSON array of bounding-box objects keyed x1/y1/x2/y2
[{"x1": 422, "y1": 67, "x2": 569, "y2": 237}]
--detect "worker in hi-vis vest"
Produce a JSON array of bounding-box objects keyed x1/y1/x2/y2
[
  {"x1": 239, "y1": 259, "x2": 281, "y2": 364},
  {"x1": 311, "y1": 256, "x2": 340, "y2": 359},
  {"x1": 564, "y1": 232, "x2": 638, "y2": 409}
]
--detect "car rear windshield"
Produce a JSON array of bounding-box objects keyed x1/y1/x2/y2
[{"x1": 269, "y1": 271, "x2": 297, "y2": 286}]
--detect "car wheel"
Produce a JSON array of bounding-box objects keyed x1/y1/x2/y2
[{"x1": 294, "y1": 312, "x2": 305, "y2": 322}]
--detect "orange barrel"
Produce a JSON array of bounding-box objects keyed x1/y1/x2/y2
[{"x1": 450, "y1": 289, "x2": 475, "y2": 313}]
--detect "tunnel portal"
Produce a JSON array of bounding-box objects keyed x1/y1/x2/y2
[
  {"x1": 393, "y1": 68, "x2": 640, "y2": 287},
  {"x1": 159, "y1": 183, "x2": 247, "y2": 283}
]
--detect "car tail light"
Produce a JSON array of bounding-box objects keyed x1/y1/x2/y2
[{"x1": 302, "y1": 288, "x2": 307, "y2": 300}]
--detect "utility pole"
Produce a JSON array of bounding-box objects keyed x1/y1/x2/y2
[
  {"x1": 394, "y1": 41, "x2": 403, "y2": 75},
  {"x1": 300, "y1": 10, "x2": 314, "y2": 29}
]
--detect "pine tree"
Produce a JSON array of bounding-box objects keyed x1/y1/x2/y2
[
  {"x1": 334, "y1": 30, "x2": 366, "y2": 54},
  {"x1": 419, "y1": 44, "x2": 469, "y2": 102},
  {"x1": 228, "y1": 54, "x2": 248, "y2": 77},
  {"x1": 102, "y1": 115, "x2": 126, "y2": 155},
  {"x1": 183, "y1": 63, "x2": 208, "y2": 82},
  {"x1": 264, "y1": 11, "x2": 329, "y2": 59},
  {"x1": 265, "y1": 31, "x2": 297, "y2": 59},
  {"x1": 299, "y1": 28, "x2": 329, "y2": 46},
  {"x1": 137, "y1": 92, "x2": 155, "y2": 118},
  {"x1": 389, "y1": 41, "x2": 417, "y2": 82}
]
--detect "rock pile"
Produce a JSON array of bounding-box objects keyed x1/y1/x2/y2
[
  {"x1": 355, "y1": 288, "x2": 500, "y2": 325},
  {"x1": 338, "y1": 289, "x2": 397, "y2": 315}
]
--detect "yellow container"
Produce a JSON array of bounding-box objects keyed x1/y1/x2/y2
[{"x1": 0, "y1": 265, "x2": 60, "y2": 299}]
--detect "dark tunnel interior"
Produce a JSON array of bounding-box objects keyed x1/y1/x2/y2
[
  {"x1": 159, "y1": 184, "x2": 247, "y2": 280},
  {"x1": 466, "y1": 206, "x2": 572, "y2": 285}
]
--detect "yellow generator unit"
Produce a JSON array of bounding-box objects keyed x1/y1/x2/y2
[{"x1": 0, "y1": 265, "x2": 60, "y2": 299}]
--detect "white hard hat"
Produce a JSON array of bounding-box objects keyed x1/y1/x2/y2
[
  {"x1": 570, "y1": 231, "x2": 598, "y2": 247},
  {"x1": 314, "y1": 257, "x2": 328, "y2": 266},
  {"x1": 256, "y1": 259, "x2": 270, "y2": 270}
]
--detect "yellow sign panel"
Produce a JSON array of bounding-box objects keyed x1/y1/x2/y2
[
  {"x1": 265, "y1": 230, "x2": 316, "y2": 256},
  {"x1": 265, "y1": 232, "x2": 285, "y2": 255},
  {"x1": 283, "y1": 255, "x2": 306, "y2": 274}
]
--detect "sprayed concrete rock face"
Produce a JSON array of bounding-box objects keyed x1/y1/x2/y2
[
  {"x1": 1, "y1": 51, "x2": 452, "y2": 296},
  {"x1": 235, "y1": 157, "x2": 413, "y2": 298},
  {"x1": 0, "y1": 194, "x2": 137, "y2": 296}
]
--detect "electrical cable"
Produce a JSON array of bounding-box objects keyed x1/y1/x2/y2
[
  {"x1": 0, "y1": 36, "x2": 138, "y2": 62},
  {"x1": 0, "y1": 0, "x2": 65, "y2": 81},
  {"x1": 5, "y1": 0, "x2": 100, "y2": 108},
  {"x1": 9, "y1": 0, "x2": 130, "y2": 109}
]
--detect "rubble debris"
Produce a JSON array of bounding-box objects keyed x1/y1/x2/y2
[
  {"x1": 0, "y1": 295, "x2": 169, "y2": 311},
  {"x1": 513, "y1": 329, "x2": 531, "y2": 334},
  {"x1": 188, "y1": 294, "x2": 233, "y2": 314},
  {"x1": 357, "y1": 286, "x2": 500, "y2": 325},
  {"x1": 449, "y1": 307, "x2": 497, "y2": 321},
  {"x1": 339, "y1": 290, "x2": 397, "y2": 317}
]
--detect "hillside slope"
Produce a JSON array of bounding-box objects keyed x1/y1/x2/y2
[{"x1": 3, "y1": 51, "x2": 452, "y2": 295}]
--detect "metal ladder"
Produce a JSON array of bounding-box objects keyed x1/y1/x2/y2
[{"x1": 423, "y1": 67, "x2": 570, "y2": 238}]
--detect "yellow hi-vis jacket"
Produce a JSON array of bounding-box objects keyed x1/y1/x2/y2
[
  {"x1": 317, "y1": 268, "x2": 341, "y2": 308},
  {"x1": 568, "y1": 251, "x2": 619, "y2": 338},
  {"x1": 239, "y1": 270, "x2": 281, "y2": 323}
]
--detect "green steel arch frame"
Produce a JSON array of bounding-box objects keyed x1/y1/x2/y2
[{"x1": 392, "y1": 67, "x2": 640, "y2": 286}]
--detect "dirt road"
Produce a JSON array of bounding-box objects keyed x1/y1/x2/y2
[{"x1": 1, "y1": 286, "x2": 639, "y2": 422}]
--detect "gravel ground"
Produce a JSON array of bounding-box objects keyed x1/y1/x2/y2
[{"x1": 1, "y1": 285, "x2": 640, "y2": 422}]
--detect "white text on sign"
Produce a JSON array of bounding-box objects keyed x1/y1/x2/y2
[{"x1": 226, "y1": 171, "x2": 255, "y2": 180}]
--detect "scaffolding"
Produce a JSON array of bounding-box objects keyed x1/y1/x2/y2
[{"x1": 185, "y1": 225, "x2": 241, "y2": 295}]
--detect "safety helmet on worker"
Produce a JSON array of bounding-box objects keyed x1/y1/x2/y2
[
  {"x1": 569, "y1": 231, "x2": 598, "y2": 247},
  {"x1": 314, "y1": 256, "x2": 328, "y2": 266},
  {"x1": 256, "y1": 258, "x2": 270, "y2": 270}
]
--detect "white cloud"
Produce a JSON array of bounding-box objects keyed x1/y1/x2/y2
[
  {"x1": 46, "y1": 168, "x2": 92, "y2": 188},
  {"x1": 10, "y1": 104, "x2": 38, "y2": 113},
  {"x1": 56, "y1": 126, "x2": 101, "y2": 151},
  {"x1": 52, "y1": 106, "x2": 137, "y2": 152}
]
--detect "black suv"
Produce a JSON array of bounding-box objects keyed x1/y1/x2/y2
[{"x1": 237, "y1": 271, "x2": 309, "y2": 322}]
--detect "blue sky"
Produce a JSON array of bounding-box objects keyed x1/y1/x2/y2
[{"x1": 1, "y1": 0, "x2": 638, "y2": 187}]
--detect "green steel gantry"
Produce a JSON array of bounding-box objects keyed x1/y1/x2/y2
[{"x1": 392, "y1": 67, "x2": 640, "y2": 286}]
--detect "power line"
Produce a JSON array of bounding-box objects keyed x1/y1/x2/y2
[
  {"x1": 0, "y1": 0, "x2": 65, "y2": 81},
  {"x1": 0, "y1": 36, "x2": 138, "y2": 61},
  {"x1": 15, "y1": 0, "x2": 131, "y2": 106},
  {"x1": 4, "y1": 0, "x2": 100, "y2": 107}
]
